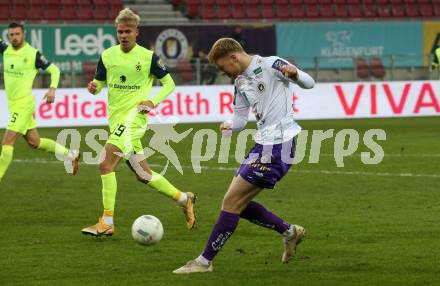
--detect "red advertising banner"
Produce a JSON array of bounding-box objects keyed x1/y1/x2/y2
[{"x1": 1, "y1": 81, "x2": 439, "y2": 128}]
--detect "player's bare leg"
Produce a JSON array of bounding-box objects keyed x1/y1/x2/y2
[
  {"x1": 81, "y1": 144, "x2": 121, "y2": 236},
  {"x1": 0, "y1": 130, "x2": 20, "y2": 182},
  {"x1": 23, "y1": 128, "x2": 41, "y2": 149},
  {"x1": 24, "y1": 128, "x2": 81, "y2": 175},
  {"x1": 221, "y1": 176, "x2": 263, "y2": 213},
  {"x1": 2, "y1": 129, "x2": 21, "y2": 146},
  {"x1": 127, "y1": 154, "x2": 197, "y2": 230}
]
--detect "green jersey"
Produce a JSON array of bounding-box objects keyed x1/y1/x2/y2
[
  {"x1": 0, "y1": 39, "x2": 52, "y2": 110},
  {"x1": 433, "y1": 47, "x2": 440, "y2": 68},
  {"x1": 94, "y1": 44, "x2": 169, "y2": 127}
]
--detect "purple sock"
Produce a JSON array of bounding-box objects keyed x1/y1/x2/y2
[
  {"x1": 240, "y1": 201, "x2": 290, "y2": 234},
  {"x1": 201, "y1": 211, "x2": 240, "y2": 261}
]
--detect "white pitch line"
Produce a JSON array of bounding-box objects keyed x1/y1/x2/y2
[
  {"x1": 156, "y1": 164, "x2": 440, "y2": 179},
  {"x1": 291, "y1": 169, "x2": 440, "y2": 179},
  {"x1": 154, "y1": 153, "x2": 440, "y2": 160},
  {"x1": 321, "y1": 153, "x2": 440, "y2": 158},
  {"x1": 14, "y1": 158, "x2": 60, "y2": 164},
  {"x1": 12, "y1": 158, "x2": 440, "y2": 179}
]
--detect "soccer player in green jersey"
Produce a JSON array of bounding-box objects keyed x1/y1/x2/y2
[
  {"x1": 0, "y1": 22, "x2": 80, "y2": 183},
  {"x1": 81, "y1": 8, "x2": 196, "y2": 236}
]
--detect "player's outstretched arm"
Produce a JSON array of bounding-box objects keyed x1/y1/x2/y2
[
  {"x1": 43, "y1": 87, "x2": 56, "y2": 103},
  {"x1": 148, "y1": 53, "x2": 176, "y2": 106},
  {"x1": 88, "y1": 80, "x2": 105, "y2": 95},
  {"x1": 138, "y1": 74, "x2": 175, "y2": 114},
  {"x1": 43, "y1": 64, "x2": 60, "y2": 103},
  {"x1": 34, "y1": 51, "x2": 60, "y2": 103},
  {"x1": 222, "y1": 76, "x2": 251, "y2": 134},
  {"x1": 46, "y1": 63, "x2": 60, "y2": 88},
  {"x1": 221, "y1": 107, "x2": 249, "y2": 135},
  {"x1": 150, "y1": 74, "x2": 176, "y2": 106},
  {"x1": 88, "y1": 56, "x2": 107, "y2": 95},
  {"x1": 280, "y1": 64, "x2": 315, "y2": 89},
  {"x1": 138, "y1": 100, "x2": 155, "y2": 114},
  {"x1": 221, "y1": 75, "x2": 253, "y2": 134}
]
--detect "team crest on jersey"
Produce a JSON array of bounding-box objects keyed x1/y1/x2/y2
[
  {"x1": 23, "y1": 57, "x2": 27, "y2": 63},
  {"x1": 272, "y1": 59, "x2": 288, "y2": 72},
  {"x1": 10, "y1": 64, "x2": 14, "y2": 69},
  {"x1": 257, "y1": 82, "x2": 265, "y2": 93},
  {"x1": 136, "y1": 62, "x2": 141, "y2": 72}
]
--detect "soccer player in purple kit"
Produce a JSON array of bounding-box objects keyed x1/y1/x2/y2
[{"x1": 173, "y1": 38, "x2": 315, "y2": 274}]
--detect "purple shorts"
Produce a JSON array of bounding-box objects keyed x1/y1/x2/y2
[{"x1": 236, "y1": 138, "x2": 296, "y2": 189}]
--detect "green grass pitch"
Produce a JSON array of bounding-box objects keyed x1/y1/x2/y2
[{"x1": 0, "y1": 117, "x2": 439, "y2": 286}]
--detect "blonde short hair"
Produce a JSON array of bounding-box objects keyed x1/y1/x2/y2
[
  {"x1": 115, "y1": 8, "x2": 140, "y2": 27},
  {"x1": 208, "y1": 38, "x2": 244, "y2": 64}
]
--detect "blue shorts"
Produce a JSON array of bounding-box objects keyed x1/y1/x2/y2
[{"x1": 236, "y1": 138, "x2": 296, "y2": 189}]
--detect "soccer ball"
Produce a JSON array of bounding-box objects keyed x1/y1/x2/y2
[{"x1": 131, "y1": 215, "x2": 164, "y2": 246}]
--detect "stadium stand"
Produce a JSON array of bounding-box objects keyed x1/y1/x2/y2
[
  {"x1": 356, "y1": 57, "x2": 370, "y2": 80},
  {"x1": 173, "y1": 0, "x2": 438, "y2": 20},
  {"x1": 2, "y1": 0, "x2": 437, "y2": 23},
  {"x1": 82, "y1": 62, "x2": 98, "y2": 82},
  {"x1": 370, "y1": 56, "x2": 386, "y2": 79},
  {"x1": 176, "y1": 61, "x2": 194, "y2": 82},
  {"x1": 1, "y1": 0, "x2": 123, "y2": 22},
  {"x1": 0, "y1": 0, "x2": 437, "y2": 23}
]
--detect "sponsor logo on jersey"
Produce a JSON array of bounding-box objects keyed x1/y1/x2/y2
[
  {"x1": 5, "y1": 69, "x2": 24, "y2": 77},
  {"x1": 109, "y1": 76, "x2": 140, "y2": 90},
  {"x1": 253, "y1": 66, "x2": 262, "y2": 75},
  {"x1": 108, "y1": 83, "x2": 140, "y2": 90}
]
